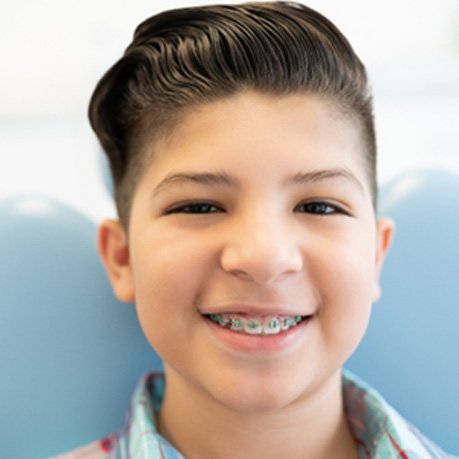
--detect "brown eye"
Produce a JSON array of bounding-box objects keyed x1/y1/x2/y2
[
  {"x1": 166, "y1": 202, "x2": 222, "y2": 214},
  {"x1": 295, "y1": 201, "x2": 342, "y2": 215}
]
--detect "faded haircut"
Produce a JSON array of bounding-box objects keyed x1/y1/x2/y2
[{"x1": 89, "y1": 1, "x2": 376, "y2": 227}]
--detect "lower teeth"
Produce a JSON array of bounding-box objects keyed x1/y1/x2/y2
[{"x1": 207, "y1": 314, "x2": 305, "y2": 335}]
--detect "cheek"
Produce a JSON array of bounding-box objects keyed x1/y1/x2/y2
[
  {"x1": 315, "y1": 233, "x2": 376, "y2": 353},
  {"x1": 130, "y1": 235, "x2": 213, "y2": 349}
]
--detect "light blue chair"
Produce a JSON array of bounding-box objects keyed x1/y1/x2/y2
[
  {"x1": 347, "y1": 170, "x2": 459, "y2": 454},
  {"x1": 0, "y1": 196, "x2": 161, "y2": 458}
]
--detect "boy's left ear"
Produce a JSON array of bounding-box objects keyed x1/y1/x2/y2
[{"x1": 372, "y1": 217, "x2": 395, "y2": 302}]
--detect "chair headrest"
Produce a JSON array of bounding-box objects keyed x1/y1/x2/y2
[{"x1": 0, "y1": 195, "x2": 161, "y2": 458}]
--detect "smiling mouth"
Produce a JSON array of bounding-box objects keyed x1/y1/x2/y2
[{"x1": 204, "y1": 313, "x2": 310, "y2": 336}]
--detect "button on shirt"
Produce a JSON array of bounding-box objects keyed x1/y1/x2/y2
[{"x1": 50, "y1": 371, "x2": 456, "y2": 459}]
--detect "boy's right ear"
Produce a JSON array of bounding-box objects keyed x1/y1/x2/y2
[{"x1": 97, "y1": 219, "x2": 135, "y2": 303}]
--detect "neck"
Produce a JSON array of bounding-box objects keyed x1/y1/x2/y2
[{"x1": 157, "y1": 369, "x2": 359, "y2": 459}]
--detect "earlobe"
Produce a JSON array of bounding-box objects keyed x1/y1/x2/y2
[
  {"x1": 372, "y1": 217, "x2": 395, "y2": 302},
  {"x1": 97, "y1": 219, "x2": 135, "y2": 303}
]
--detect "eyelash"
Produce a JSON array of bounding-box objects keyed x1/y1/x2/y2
[
  {"x1": 294, "y1": 201, "x2": 345, "y2": 215},
  {"x1": 165, "y1": 202, "x2": 222, "y2": 214},
  {"x1": 165, "y1": 201, "x2": 346, "y2": 216}
]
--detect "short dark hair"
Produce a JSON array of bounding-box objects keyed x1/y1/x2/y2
[{"x1": 89, "y1": 1, "x2": 376, "y2": 227}]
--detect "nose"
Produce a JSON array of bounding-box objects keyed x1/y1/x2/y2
[{"x1": 220, "y1": 211, "x2": 303, "y2": 284}]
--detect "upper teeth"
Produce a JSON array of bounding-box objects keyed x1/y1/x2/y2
[{"x1": 208, "y1": 313, "x2": 304, "y2": 335}]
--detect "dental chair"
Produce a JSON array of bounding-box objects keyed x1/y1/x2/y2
[
  {"x1": 1, "y1": 170, "x2": 458, "y2": 457},
  {"x1": 0, "y1": 195, "x2": 160, "y2": 458}
]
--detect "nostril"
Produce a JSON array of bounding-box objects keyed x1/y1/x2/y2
[{"x1": 220, "y1": 243, "x2": 303, "y2": 284}]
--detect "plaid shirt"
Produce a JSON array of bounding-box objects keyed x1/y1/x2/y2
[{"x1": 50, "y1": 371, "x2": 455, "y2": 459}]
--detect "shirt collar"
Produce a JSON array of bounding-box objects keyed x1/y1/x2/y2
[
  {"x1": 343, "y1": 370, "x2": 449, "y2": 458},
  {"x1": 112, "y1": 372, "x2": 183, "y2": 458},
  {"x1": 109, "y1": 370, "x2": 448, "y2": 459}
]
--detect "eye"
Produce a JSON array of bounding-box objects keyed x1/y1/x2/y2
[
  {"x1": 165, "y1": 201, "x2": 222, "y2": 214},
  {"x1": 295, "y1": 201, "x2": 345, "y2": 215}
]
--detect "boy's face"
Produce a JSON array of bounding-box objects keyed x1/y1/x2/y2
[{"x1": 100, "y1": 91, "x2": 393, "y2": 412}]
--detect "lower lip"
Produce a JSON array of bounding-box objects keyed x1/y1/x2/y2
[{"x1": 204, "y1": 316, "x2": 312, "y2": 353}]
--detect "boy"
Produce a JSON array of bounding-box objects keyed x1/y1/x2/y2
[{"x1": 56, "y1": 2, "x2": 453, "y2": 458}]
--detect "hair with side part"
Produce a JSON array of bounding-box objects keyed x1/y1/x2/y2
[{"x1": 89, "y1": 1, "x2": 376, "y2": 227}]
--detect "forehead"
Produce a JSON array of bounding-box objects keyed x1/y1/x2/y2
[{"x1": 142, "y1": 91, "x2": 369, "y2": 192}]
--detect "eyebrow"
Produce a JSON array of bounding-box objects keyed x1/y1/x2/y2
[
  {"x1": 151, "y1": 167, "x2": 364, "y2": 197},
  {"x1": 286, "y1": 168, "x2": 364, "y2": 193},
  {"x1": 152, "y1": 172, "x2": 237, "y2": 197}
]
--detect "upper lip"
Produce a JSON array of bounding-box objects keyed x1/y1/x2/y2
[{"x1": 200, "y1": 303, "x2": 313, "y2": 317}]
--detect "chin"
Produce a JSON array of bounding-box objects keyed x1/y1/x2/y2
[{"x1": 207, "y1": 368, "x2": 312, "y2": 414}]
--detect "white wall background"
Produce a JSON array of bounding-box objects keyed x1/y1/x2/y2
[{"x1": 1, "y1": 0, "x2": 458, "y2": 222}]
